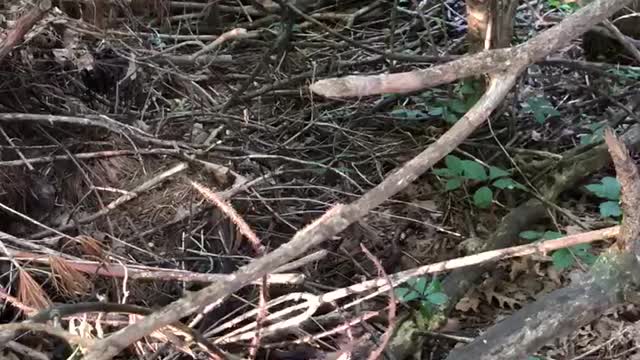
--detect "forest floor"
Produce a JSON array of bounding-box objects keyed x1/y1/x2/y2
[{"x1": 0, "y1": 0, "x2": 639, "y2": 359}]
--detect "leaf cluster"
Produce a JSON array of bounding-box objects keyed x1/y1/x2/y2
[
  {"x1": 519, "y1": 230, "x2": 596, "y2": 270},
  {"x1": 586, "y1": 176, "x2": 621, "y2": 218},
  {"x1": 394, "y1": 277, "x2": 448, "y2": 319},
  {"x1": 434, "y1": 155, "x2": 525, "y2": 208}
]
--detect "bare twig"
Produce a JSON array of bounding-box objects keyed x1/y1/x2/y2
[{"x1": 361, "y1": 245, "x2": 396, "y2": 360}]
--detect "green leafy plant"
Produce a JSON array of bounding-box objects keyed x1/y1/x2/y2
[
  {"x1": 434, "y1": 155, "x2": 525, "y2": 208},
  {"x1": 439, "y1": 79, "x2": 483, "y2": 124},
  {"x1": 547, "y1": 0, "x2": 580, "y2": 12},
  {"x1": 585, "y1": 176, "x2": 621, "y2": 218},
  {"x1": 395, "y1": 277, "x2": 448, "y2": 318},
  {"x1": 607, "y1": 66, "x2": 640, "y2": 80},
  {"x1": 397, "y1": 79, "x2": 484, "y2": 124},
  {"x1": 524, "y1": 96, "x2": 560, "y2": 124},
  {"x1": 519, "y1": 230, "x2": 596, "y2": 270}
]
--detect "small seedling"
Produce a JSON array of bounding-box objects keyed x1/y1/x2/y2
[
  {"x1": 434, "y1": 155, "x2": 525, "y2": 208},
  {"x1": 519, "y1": 230, "x2": 596, "y2": 270},
  {"x1": 585, "y1": 176, "x2": 621, "y2": 218},
  {"x1": 395, "y1": 277, "x2": 448, "y2": 319}
]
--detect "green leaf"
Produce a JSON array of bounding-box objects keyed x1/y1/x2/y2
[
  {"x1": 461, "y1": 160, "x2": 488, "y2": 181},
  {"x1": 600, "y1": 177, "x2": 621, "y2": 200},
  {"x1": 572, "y1": 244, "x2": 596, "y2": 265},
  {"x1": 444, "y1": 112, "x2": 459, "y2": 124},
  {"x1": 489, "y1": 166, "x2": 510, "y2": 180},
  {"x1": 394, "y1": 287, "x2": 410, "y2": 299},
  {"x1": 433, "y1": 168, "x2": 455, "y2": 177},
  {"x1": 492, "y1": 177, "x2": 523, "y2": 190},
  {"x1": 425, "y1": 278, "x2": 442, "y2": 294},
  {"x1": 473, "y1": 186, "x2": 493, "y2": 208},
  {"x1": 419, "y1": 301, "x2": 435, "y2": 319},
  {"x1": 519, "y1": 230, "x2": 543, "y2": 241},
  {"x1": 580, "y1": 124, "x2": 605, "y2": 145},
  {"x1": 586, "y1": 177, "x2": 620, "y2": 200},
  {"x1": 394, "y1": 287, "x2": 420, "y2": 302},
  {"x1": 585, "y1": 183, "x2": 604, "y2": 196},
  {"x1": 447, "y1": 99, "x2": 468, "y2": 114},
  {"x1": 428, "y1": 107, "x2": 444, "y2": 116},
  {"x1": 542, "y1": 231, "x2": 563, "y2": 240},
  {"x1": 552, "y1": 248, "x2": 574, "y2": 270},
  {"x1": 445, "y1": 178, "x2": 463, "y2": 191},
  {"x1": 459, "y1": 82, "x2": 475, "y2": 95},
  {"x1": 577, "y1": 252, "x2": 597, "y2": 265},
  {"x1": 526, "y1": 96, "x2": 560, "y2": 124},
  {"x1": 411, "y1": 277, "x2": 428, "y2": 294},
  {"x1": 426, "y1": 292, "x2": 448, "y2": 305},
  {"x1": 445, "y1": 155, "x2": 464, "y2": 175},
  {"x1": 599, "y1": 201, "x2": 622, "y2": 218}
]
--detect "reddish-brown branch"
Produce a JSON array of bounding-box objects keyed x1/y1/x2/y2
[
  {"x1": 361, "y1": 245, "x2": 396, "y2": 360},
  {"x1": 0, "y1": 0, "x2": 52, "y2": 63}
]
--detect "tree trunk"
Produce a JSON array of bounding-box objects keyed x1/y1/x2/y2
[{"x1": 466, "y1": 0, "x2": 518, "y2": 51}]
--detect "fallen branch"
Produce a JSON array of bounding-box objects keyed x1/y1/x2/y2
[
  {"x1": 5, "y1": 253, "x2": 305, "y2": 285},
  {"x1": 181, "y1": 225, "x2": 618, "y2": 346},
  {"x1": 361, "y1": 244, "x2": 396, "y2": 360},
  {"x1": 0, "y1": 0, "x2": 52, "y2": 62}
]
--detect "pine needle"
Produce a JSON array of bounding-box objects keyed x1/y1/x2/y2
[
  {"x1": 50, "y1": 256, "x2": 91, "y2": 297},
  {"x1": 17, "y1": 269, "x2": 51, "y2": 311},
  {"x1": 75, "y1": 235, "x2": 106, "y2": 258}
]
